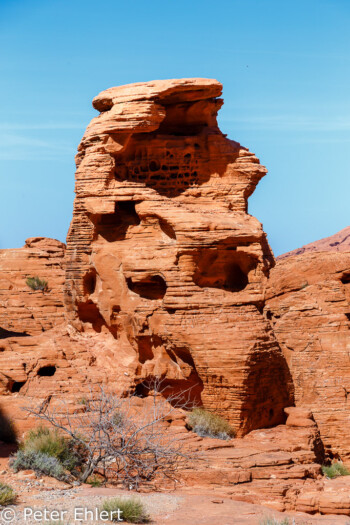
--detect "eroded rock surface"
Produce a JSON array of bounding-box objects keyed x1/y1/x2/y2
[
  {"x1": 265, "y1": 251, "x2": 350, "y2": 459},
  {"x1": 1, "y1": 79, "x2": 350, "y2": 518},
  {"x1": 0, "y1": 238, "x2": 66, "y2": 338},
  {"x1": 64, "y1": 78, "x2": 293, "y2": 435}
]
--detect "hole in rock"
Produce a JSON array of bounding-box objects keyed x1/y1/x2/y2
[
  {"x1": 10, "y1": 381, "x2": 26, "y2": 393},
  {"x1": 127, "y1": 275, "x2": 167, "y2": 300},
  {"x1": 193, "y1": 244, "x2": 256, "y2": 292},
  {"x1": 240, "y1": 346, "x2": 294, "y2": 435},
  {"x1": 133, "y1": 382, "x2": 149, "y2": 398},
  {"x1": 92, "y1": 201, "x2": 140, "y2": 242},
  {"x1": 77, "y1": 300, "x2": 106, "y2": 332},
  {"x1": 137, "y1": 335, "x2": 158, "y2": 364},
  {"x1": 83, "y1": 268, "x2": 97, "y2": 295},
  {"x1": 166, "y1": 308, "x2": 176, "y2": 315},
  {"x1": 0, "y1": 408, "x2": 18, "y2": 444},
  {"x1": 0, "y1": 327, "x2": 29, "y2": 339},
  {"x1": 345, "y1": 313, "x2": 350, "y2": 321},
  {"x1": 37, "y1": 366, "x2": 56, "y2": 377},
  {"x1": 149, "y1": 160, "x2": 160, "y2": 172},
  {"x1": 341, "y1": 273, "x2": 350, "y2": 284}
]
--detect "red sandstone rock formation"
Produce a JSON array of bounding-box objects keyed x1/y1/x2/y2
[
  {"x1": 0, "y1": 237, "x2": 66, "y2": 338},
  {"x1": 2, "y1": 78, "x2": 350, "y2": 517},
  {"x1": 64, "y1": 78, "x2": 293, "y2": 435},
  {"x1": 265, "y1": 251, "x2": 350, "y2": 459},
  {"x1": 278, "y1": 226, "x2": 350, "y2": 260}
]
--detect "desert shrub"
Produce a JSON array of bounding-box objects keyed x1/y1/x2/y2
[
  {"x1": 0, "y1": 482, "x2": 16, "y2": 506},
  {"x1": 322, "y1": 461, "x2": 350, "y2": 478},
  {"x1": 10, "y1": 450, "x2": 67, "y2": 481},
  {"x1": 187, "y1": 408, "x2": 235, "y2": 440},
  {"x1": 23, "y1": 381, "x2": 192, "y2": 488},
  {"x1": 260, "y1": 517, "x2": 294, "y2": 525},
  {"x1": 26, "y1": 276, "x2": 48, "y2": 292},
  {"x1": 87, "y1": 475, "x2": 102, "y2": 487},
  {"x1": 100, "y1": 497, "x2": 150, "y2": 523},
  {"x1": 22, "y1": 426, "x2": 79, "y2": 471},
  {"x1": 0, "y1": 413, "x2": 17, "y2": 444}
]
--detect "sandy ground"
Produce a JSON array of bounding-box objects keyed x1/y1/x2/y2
[
  {"x1": 1, "y1": 483, "x2": 350, "y2": 525},
  {"x1": 1, "y1": 446, "x2": 350, "y2": 524}
]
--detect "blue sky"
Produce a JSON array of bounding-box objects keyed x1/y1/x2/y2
[{"x1": 1, "y1": 0, "x2": 349, "y2": 255}]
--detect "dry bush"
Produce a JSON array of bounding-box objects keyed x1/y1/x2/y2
[{"x1": 23, "y1": 379, "x2": 195, "y2": 488}]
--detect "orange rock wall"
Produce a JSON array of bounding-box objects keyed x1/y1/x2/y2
[
  {"x1": 0, "y1": 238, "x2": 66, "y2": 338},
  {"x1": 265, "y1": 251, "x2": 350, "y2": 459}
]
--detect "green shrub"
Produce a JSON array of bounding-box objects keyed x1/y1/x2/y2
[
  {"x1": 322, "y1": 461, "x2": 350, "y2": 478},
  {"x1": 260, "y1": 517, "x2": 293, "y2": 525},
  {"x1": 0, "y1": 413, "x2": 17, "y2": 444},
  {"x1": 100, "y1": 497, "x2": 150, "y2": 523},
  {"x1": 187, "y1": 408, "x2": 235, "y2": 440},
  {"x1": 0, "y1": 482, "x2": 16, "y2": 506},
  {"x1": 87, "y1": 475, "x2": 102, "y2": 487},
  {"x1": 26, "y1": 276, "x2": 48, "y2": 292},
  {"x1": 10, "y1": 450, "x2": 67, "y2": 481},
  {"x1": 22, "y1": 426, "x2": 79, "y2": 471}
]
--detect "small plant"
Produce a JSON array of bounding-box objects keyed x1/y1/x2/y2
[
  {"x1": 22, "y1": 426, "x2": 79, "y2": 472},
  {"x1": 0, "y1": 482, "x2": 16, "y2": 506},
  {"x1": 100, "y1": 497, "x2": 150, "y2": 523},
  {"x1": 87, "y1": 475, "x2": 102, "y2": 487},
  {"x1": 10, "y1": 450, "x2": 68, "y2": 481},
  {"x1": 260, "y1": 517, "x2": 294, "y2": 525},
  {"x1": 26, "y1": 276, "x2": 48, "y2": 292},
  {"x1": 322, "y1": 461, "x2": 350, "y2": 478},
  {"x1": 187, "y1": 408, "x2": 235, "y2": 440}
]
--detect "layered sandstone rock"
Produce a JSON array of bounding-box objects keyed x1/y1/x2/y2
[
  {"x1": 278, "y1": 226, "x2": 350, "y2": 260},
  {"x1": 64, "y1": 78, "x2": 293, "y2": 435},
  {"x1": 265, "y1": 251, "x2": 350, "y2": 459},
  {"x1": 0, "y1": 238, "x2": 66, "y2": 338},
  {"x1": 2, "y1": 79, "x2": 350, "y2": 517}
]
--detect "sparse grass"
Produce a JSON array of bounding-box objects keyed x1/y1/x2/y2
[
  {"x1": 260, "y1": 517, "x2": 294, "y2": 525},
  {"x1": 87, "y1": 475, "x2": 103, "y2": 487},
  {"x1": 22, "y1": 426, "x2": 79, "y2": 471},
  {"x1": 100, "y1": 497, "x2": 150, "y2": 523},
  {"x1": 26, "y1": 276, "x2": 48, "y2": 292},
  {"x1": 187, "y1": 408, "x2": 235, "y2": 440},
  {"x1": 0, "y1": 482, "x2": 16, "y2": 506},
  {"x1": 322, "y1": 461, "x2": 350, "y2": 478}
]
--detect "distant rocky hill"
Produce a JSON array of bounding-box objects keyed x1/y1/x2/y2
[{"x1": 278, "y1": 226, "x2": 350, "y2": 260}]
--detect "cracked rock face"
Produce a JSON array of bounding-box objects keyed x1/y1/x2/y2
[{"x1": 64, "y1": 78, "x2": 293, "y2": 435}]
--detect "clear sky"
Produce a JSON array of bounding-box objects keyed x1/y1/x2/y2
[{"x1": 1, "y1": 0, "x2": 349, "y2": 255}]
